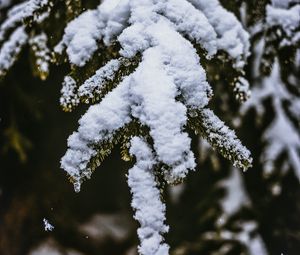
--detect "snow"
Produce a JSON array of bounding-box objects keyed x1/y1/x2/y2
[
  {"x1": 127, "y1": 137, "x2": 169, "y2": 255},
  {"x1": 0, "y1": 26, "x2": 28, "y2": 76},
  {"x1": 1, "y1": 0, "x2": 298, "y2": 254},
  {"x1": 55, "y1": 0, "x2": 130, "y2": 66},
  {"x1": 78, "y1": 59, "x2": 121, "y2": 100},
  {"x1": 266, "y1": 3, "x2": 300, "y2": 46},
  {"x1": 98, "y1": 0, "x2": 130, "y2": 45},
  {"x1": 234, "y1": 77, "x2": 251, "y2": 102},
  {"x1": 60, "y1": 76, "x2": 79, "y2": 110},
  {"x1": 143, "y1": 20, "x2": 213, "y2": 109},
  {"x1": 54, "y1": 10, "x2": 102, "y2": 67},
  {"x1": 43, "y1": 218, "x2": 54, "y2": 232},
  {"x1": 56, "y1": 0, "x2": 249, "y2": 69},
  {"x1": 219, "y1": 222, "x2": 268, "y2": 255},
  {"x1": 79, "y1": 213, "x2": 132, "y2": 242},
  {"x1": 0, "y1": 1, "x2": 268, "y2": 254},
  {"x1": 0, "y1": 0, "x2": 48, "y2": 42},
  {"x1": 30, "y1": 239, "x2": 83, "y2": 255},
  {"x1": 54, "y1": 2, "x2": 254, "y2": 253},
  {"x1": 61, "y1": 43, "x2": 201, "y2": 188},
  {"x1": 0, "y1": 0, "x2": 51, "y2": 77},
  {"x1": 271, "y1": 0, "x2": 298, "y2": 8},
  {"x1": 241, "y1": 46, "x2": 300, "y2": 180},
  {"x1": 0, "y1": 0, "x2": 11, "y2": 9},
  {"x1": 29, "y1": 32, "x2": 50, "y2": 78},
  {"x1": 219, "y1": 168, "x2": 250, "y2": 220},
  {"x1": 203, "y1": 220, "x2": 268, "y2": 255},
  {"x1": 188, "y1": 0, "x2": 250, "y2": 68},
  {"x1": 61, "y1": 78, "x2": 132, "y2": 192},
  {"x1": 159, "y1": 0, "x2": 217, "y2": 56},
  {"x1": 131, "y1": 48, "x2": 195, "y2": 179},
  {"x1": 130, "y1": 46, "x2": 196, "y2": 182},
  {"x1": 61, "y1": 0, "x2": 252, "y2": 189},
  {"x1": 216, "y1": 167, "x2": 267, "y2": 255},
  {"x1": 200, "y1": 109, "x2": 252, "y2": 171}
]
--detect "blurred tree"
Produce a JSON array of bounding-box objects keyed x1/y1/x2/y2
[{"x1": 169, "y1": 1, "x2": 300, "y2": 255}]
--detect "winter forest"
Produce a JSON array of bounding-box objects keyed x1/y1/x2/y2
[{"x1": 0, "y1": 0, "x2": 299, "y2": 254}]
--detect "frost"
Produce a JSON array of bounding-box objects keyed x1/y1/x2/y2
[
  {"x1": 198, "y1": 109, "x2": 252, "y2": 171},
  {"x1": 127, "y1": 137, "x2": 169, "y2": 255},
  {"x1": 43, "y1": 218, "x2": 54, "y2": 232},
  {"x1": 78, "y1": 59, "x2": 121, "y2": 100}
]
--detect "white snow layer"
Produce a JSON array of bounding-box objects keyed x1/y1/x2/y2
[
  {"x1": 242, "y1": 58, "x2": 300, "y2": 181},
  {"x1": 219, "y1": 168, "x2": 250, "y2": 220},
  {"x1": 0, "y1": 0, "x2": 48, "y2": 41},
  {"x1": 215, "y1": 222, "x2": 268, "y2": 255},
  {"x1": 61, "y1": 78, "x2": 132, "y2": 192},
  {"x1": 188, "y1": 0, "x2": 250, "y2": 68},
  {"x1": 78, "y1": 59, "x2": 121, "y2": 100},
  {"x1": 130, "y1": 46, "x2": 196, "y2": 181},
  {"x1": 217, "y1": 169, "x2": 268, "y2": 255},
  {"x1": 127, "y1": 137, "x2": 169, "y2": 255},
  {"x1": 0, "y1": 26, "x2": 28, "y2": 75},
  {"x1": 200, "y1": 109, "x2": 252, "y2": 171},
  {"x1": 271, "y1": 0, "x2": 299, "y2": 9},
  {"x1": 0, "y1": 0, "x2": 50, "y2": 75},
  {"x1": 56, "y1": 0, "x2": 249, "y2": 67},
  {"x1": 55, "y1": 0, "x2": 130, "y2": 66},
  {"x1": 61, "y1": 0, "x2": 251, "y2": 190},
  {"x1": 266, "y1": 2, "x2": 300, "y2": 46},
  {"x1": 54, "y1": 10, "x2": 103, "y2": 67},
  {"x1": 0, "y1": 0, "x2": 11, "y2": 9}
]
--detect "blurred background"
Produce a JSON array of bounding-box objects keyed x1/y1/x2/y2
[{"x1": 0, "y1": 0, "x2": 299, "y2": 254}]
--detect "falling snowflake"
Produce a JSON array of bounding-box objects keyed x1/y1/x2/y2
[{"x1": 43, "y1": 218, "x2": 54, "y2": 232}]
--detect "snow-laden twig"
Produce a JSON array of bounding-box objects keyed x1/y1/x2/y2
[
  {"x1": 128, "y1": 137, "x2": 169, "y2": 255},
  {"x1": 0, "y1": 0, "x2": 49, "y2": 42},
  {"x1": 0, "y1": 26, "x2": 28, "y2": 77},
  {"x1": 266, "y1": 1, "x2": 300, "y2": 47},
  {"x1": 61, "y1": 0, "x2": 252, "y2": 191}
]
